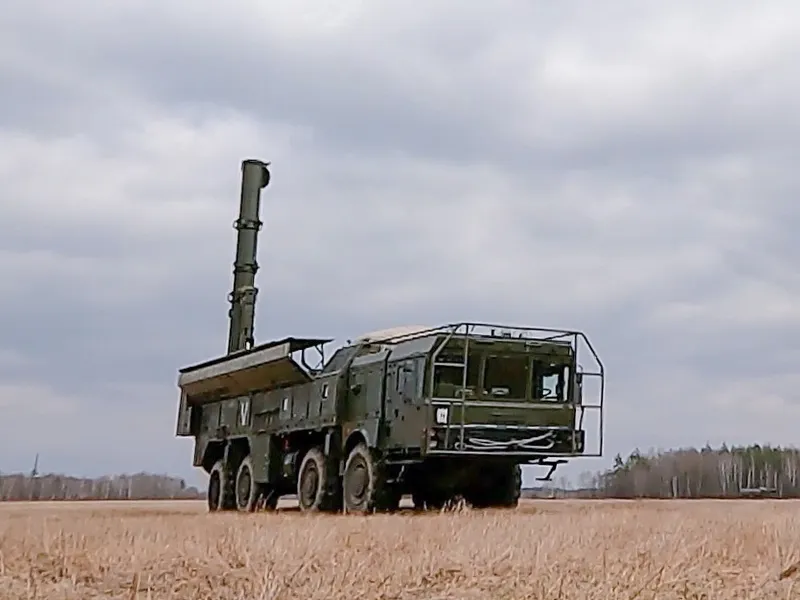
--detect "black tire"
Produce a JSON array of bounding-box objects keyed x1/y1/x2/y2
[
  {"x1": 297, "y1": 447, "x2": 330, "y2": 512},
  {"x1": 208, "y1": 459, "x2": 235, "y2": 512},
  {"x1": 467, "y1": 464, "x2": 521, "y2": 509},
  {"x1": 342, "y1": 443, "x2": 396, "y2": 513},
  {"x1": 235, "y1": 456, "x2": 259, "y2": 512},
  {"x1": 464, "y1": 489, "x2": 491, "y2": 509},
  {"x1": 497, "y1": 463, "x2": 522, "y2": 508},
  {"x1": 207, "y1": 470, "x2": 221, "y2": 512}
]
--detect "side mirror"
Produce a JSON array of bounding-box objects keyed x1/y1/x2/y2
[
  {"x1": 350, "y1": 383, "x2": 363, "y2": 395},
  {"x1": 575, "y1": 373, "x2": 583, "y2": 403}
]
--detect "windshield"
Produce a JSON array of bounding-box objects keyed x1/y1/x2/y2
[
  {"x1": 432, "y1": 348, "x2": 570, "y2": 402},
  {"x1": 482, "y1": 355, "x2": 527, "y2": 398}
]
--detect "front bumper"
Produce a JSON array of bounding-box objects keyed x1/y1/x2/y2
[{"x1": 427, "y1": 425, "x2": 585, "y2": 455}]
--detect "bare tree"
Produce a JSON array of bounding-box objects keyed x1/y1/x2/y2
[
  {"x1": 0, "y1": 471, "x2": 203, "y2": 501},
  {"x1": 597, "y1": 444, "x2": 798, "y2": 499}
]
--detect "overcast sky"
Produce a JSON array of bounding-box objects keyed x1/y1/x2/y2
[{"x1": 2, "y1": 1, "x2": 798, "y2": 488}]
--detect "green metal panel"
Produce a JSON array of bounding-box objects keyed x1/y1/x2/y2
[
  {"x1": 220, "y1": 398, "x2": 238, "y2": 429},
  {"x1": 249, "y1": 432, "x2": 272, "y2": 483},
  {"x1": 192, "y1": 437, "x2": 207, "y2": 467}
]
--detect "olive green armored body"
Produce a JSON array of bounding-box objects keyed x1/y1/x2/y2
[{"x1": 175, "y1": 160, "x2": 605, "y2": 513}]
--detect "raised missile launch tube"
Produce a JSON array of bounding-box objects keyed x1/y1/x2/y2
[{"x1": 226, "y1": 159, "x2": 271, "y2": 354}]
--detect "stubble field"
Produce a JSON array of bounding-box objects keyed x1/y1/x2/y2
[{"x1": 1, "y1": 498, "x2": 799, "y2": 599}]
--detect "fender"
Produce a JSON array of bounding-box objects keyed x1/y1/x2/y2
[{"x1": 344, "y1": 427, "x2": 372, "y2": 450}]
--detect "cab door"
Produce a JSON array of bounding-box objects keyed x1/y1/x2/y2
[{"x1": 387, "y1": 357, "x2": 427, "y2": 449}]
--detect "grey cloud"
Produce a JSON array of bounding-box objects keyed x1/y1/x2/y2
[
  {"x1": 9, "y1": 1, "x2": 799, "y2": 167},
  {"x1": 1, "y1": 0, "x2": 799, "y2": 487}
]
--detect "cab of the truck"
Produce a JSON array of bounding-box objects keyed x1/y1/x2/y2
[{"x1": 420, "y1": 324, "x2": 602, "y2": 458}]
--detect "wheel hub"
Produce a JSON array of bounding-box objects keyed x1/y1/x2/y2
[
  {"x1": 348, "y1": 459, "x2": 368, "y2": 500},
  {"x1": 237, "y1": 468, "x2": 251, "y2": 506},
  {"x1": 301, "y1": 464, "x2": 319, "y2": 506}
]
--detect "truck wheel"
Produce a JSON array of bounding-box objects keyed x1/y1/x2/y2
[
  {"x1": 497, "y1": 464, "x2": 522, "y2": 508},
  {"x1": 297, "y1": 447, "x2": 330, "y2": 512},
  {"x1": 343, "y1": 443, "x2": 394, "y2": 513},
  {"x1": 235, "y1": 456, "x2": 259, "y2": 512},
  {"x1": 343, "y1": 443, "x2": 375, "y2": 513},
  {"x1": 208, "y1": 459, "x2": 235, "y2": 512},
  {"x1": 471, "y1": 464, "x2": 521, "y2": 508}
]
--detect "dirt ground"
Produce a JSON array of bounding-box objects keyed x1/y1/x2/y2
[{"x1": 1, "y1": 498, "x2": 799, "y2": 599}]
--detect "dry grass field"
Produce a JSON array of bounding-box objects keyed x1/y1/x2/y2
[{"x1": 1, "y1": 498, "x2": 800, "y2": 599}]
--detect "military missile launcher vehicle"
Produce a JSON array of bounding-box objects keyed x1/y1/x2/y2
[{"x1": 175, "y1": 159, "x2": 605, "y2": 513}]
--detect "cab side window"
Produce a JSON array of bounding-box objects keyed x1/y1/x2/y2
[{"x1": 532, "y1": 361, "x2": 569, "y2": 402}]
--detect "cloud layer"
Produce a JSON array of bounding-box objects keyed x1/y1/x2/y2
[{"x1": 2, "y1": 0, "x2": 799, "y2": 487}]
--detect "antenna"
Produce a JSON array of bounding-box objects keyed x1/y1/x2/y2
[{"x1": 226, "y1": 159, "x2": 271, "y2": 354}]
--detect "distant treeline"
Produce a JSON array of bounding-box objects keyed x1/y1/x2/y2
[
  {"x1": 592, "y1": 444, "x2": 800, "y2": 499},
  {"x1": 0, "y1": 472, "x2": 203, "y2": 501},
  {"x1": 5, "y1": 443, "x2": 798, "y2": 502}
]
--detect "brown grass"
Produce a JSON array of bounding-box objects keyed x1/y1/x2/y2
[{"x1": 1, "y1": 499, "x2": 799, "y2": 599}]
